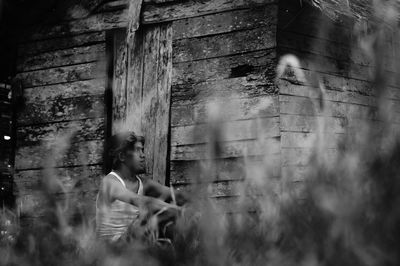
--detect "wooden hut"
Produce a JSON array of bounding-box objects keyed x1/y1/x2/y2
[{"x1": 6, "y1": 0, "x2": 400, "y2": 224}]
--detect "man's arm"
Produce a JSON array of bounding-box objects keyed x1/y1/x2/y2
[
  {"x1": 103, "y1": 175, "x2": 180, "y2": 212},
  {"x1": 142, "y1": 179, "x2": 189, "y2": 205}
]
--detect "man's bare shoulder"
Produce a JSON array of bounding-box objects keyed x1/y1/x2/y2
[{"x1": 100, "y1": 173, "x2": 124, "y2": 190}]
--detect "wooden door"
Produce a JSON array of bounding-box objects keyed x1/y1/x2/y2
[{"x1": 109, "y1": 23, "x2": 172, "y2": 185}]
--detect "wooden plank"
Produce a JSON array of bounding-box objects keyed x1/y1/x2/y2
[
  {"x1": 170, "y1": 155, "x2": 280, "y2": 184},
  {"x1": 281, "y1": 132, "x2": 343, "y2": 149},
  {"x1": 173, "y1": 179, "x2": 244, "y2": 198},
  {"x1": 277, "y1": 65, "x2": 374, "y2": 96},
  {"x1": 171, "y1": 117, "x2": 280, "y2": 146},
  {"x1": 113, "y1": 0, "x2": 144, "y2": 134},
  {"x1": 21, "y1": 0, "x2": 276, "y2": 42},
  {"x1": 17, "y1": 118, "x2": 105, "y2": 145},
  {"x1": 18, "y1": 95, "x2": 105, "y2": 125},
  {"x1": 16, "y1": 188, "x2": 99, "y2": 218},
  {"x1": 281, "y1": 147, "x2": 338, "y2": 166},
  {"x1": 17, "y1": 43, "x2": 106, "y2": 72},
  {"x1": 281, "y1": 114, "x2": 347, "y2": 134},
  {"x1": 278, "y1": 79, "x2": 376, "y2": 106},
  {"x1": 171, "y1": 95, "x2": 279, "y2": 127},
  {"x1": 15, "y1": 61, "x2": 106, "y2": 88},
  {"x1": 142, "y1": 0, "x2": 277, "y2": 24},
  {"x1": 25, "y1": 10, "x2": 128, "y2": 42},
  {"x1": 173, "y1": 26, "x2": 276, "y2": 63},
  {"x1": 23, "y1": 79, "x2": 105, "y2": 104},
  {"x1": 174, "y1": 180, "x2": 281, "y2": 200},
  {"x1": 141, "y1": 25, "x2": 160, "y2": 177},
  {"x1": 173, "y1": 49, "x2": 276, "y2": 85},
  {"x1": 281, "y1": 165, "x2": 312, "y2": 182},
  {"x1": 15, "y1": 139, "x2": 104, "y2": 170},
  {"x1": 99, "y1": 0, "x2": 192, "y2": 13},
  {"x1": 279, "y1": 48, "x2": 375, "y2": 84},
  {"x1": 278, "y1": 50, "x2": 400, "y2": 89},
  {"x1": 18, "y1": 32, "x2": 106, "y2": 56},
  {"x1": 123, "y1": 26, "x2": 145, "y2": 135},
  {"x1": 15, "y1": 165, "x2": 103, "y2": 196},
  {"x1": 280, "y1": 94, "x2": 378, "y2": 120},
  {"x1": 172, "y1": 5, "x2": 277, "y2": 40},
  {"x1": 153, "y1": 23, "x2": 173, "y2": 184},
  {"x1": 171, "y1": 137, "x2": 280, "y2": 160},
  {"x1": 111, "y1": 29, "x2": 128, "y2": 134},
  {"x1": 172, "y1": 76, "x2": 277, "y2": 106},
  {"x1": 279, "y1": 30, "x2": 399, "y2": 72}
]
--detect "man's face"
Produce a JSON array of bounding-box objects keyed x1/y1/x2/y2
[{"x1": 123, "y1": 142, "x2": 146, "y2": 174}]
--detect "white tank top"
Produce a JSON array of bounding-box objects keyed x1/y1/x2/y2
[{"x1": 95, "y1": 171, "x2": 144, "y2": 242}]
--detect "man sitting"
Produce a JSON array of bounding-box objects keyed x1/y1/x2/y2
[{"x1": 96, "y1": 131, "x2": 186, "y2": 244}]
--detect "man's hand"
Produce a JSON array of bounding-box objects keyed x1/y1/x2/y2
[{"x1": 143, "y1": 196, "x2": 182, "y2": 215}]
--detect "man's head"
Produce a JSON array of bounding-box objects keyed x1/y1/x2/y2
[{"x1": 108, "y1": 131, "x2": 146, "y2": 174}]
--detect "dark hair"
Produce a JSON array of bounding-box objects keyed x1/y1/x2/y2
[{"x1": 106, "y1": 131, "x2": 145, "y2": 169}]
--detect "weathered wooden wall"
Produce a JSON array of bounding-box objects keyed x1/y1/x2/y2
[
  {"x1": 14, "y1": 34, "x2": 107, "y2": 222},
  {"x1": 277, "y1": 0, "x2": 400, "y2": 195},
  {"x1": 13, "y1": 0, "x2": 400, "y2": 221},
  {"x1": 12, "y1": 0, "x2": 281, "y2": 220},
  {"x1": 167, "y1": 1, "x2": 280, "y2": 210},
  {"x1": 13, "y1": 2, "x2": 118, "y2": 223}
]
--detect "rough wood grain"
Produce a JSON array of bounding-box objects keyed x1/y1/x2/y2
[
  {"x1": 16, "y1": 61, "x2": 106, "y2": 88},
  {"x1": 279, "y1": 30, "x2": 399, "y2": 72},
  {"x1": 111, "y1": 29, "x2": 128, "y2": 134},
  {"x1": 171, "y1": 117, "x2": 280, "y2": 146},
  {"x1": 124, "y1": 27, "x2": 145, "y2": 134},
  {"x1": 281, "y1": 114, "x2": 347, "y2": 134},
  {"x1": 15, "y1": 165, "x2": 103, "y2": 196},
  {"x1": 279, "y1": 48, "x2": 377, "y2": 84},
  {"x1": 20, "y1": 0, "x2": 277, "y2": 42},
  {"x1": 18, "y1": 32, "x2": 106, "y2": 56},
  {"x1": 281, "y1": 165, "x2": 312, "y2": 182},
  {"x1": 172, "y1": 75, "x2": 277, "y2": 106},
  {"x1": 171, "y1": 95, "x2": 279, "y2": 127},
  {"x1": 172, "y1": 5, "x2": 277, "y2": 40},
  {"x1": 281, "y1": 131, "x2": 343, "y2": 149},
  {"x1": 171, "y1": 137, "x2": 280, "y2": 160},
  {"x1": 23, "y1": 79, "x2": 105, "y2": 104},
  {"x1": 173, "y1": 26, "x2": 276, "y2": 63},
  {"x1": 15, "y1": 139, "x2": 104, "y2": 170},
  {"x1": 112, "y1": 0, "x2": 144, "y2": 133},
  {"x1": 281, "y1": 147, "x2": 338, "y2": 166},
  {"x1": 277, "y1": 65, "x2": 374, "y2": 96},
  {"x1": 170, "y1": 155, "x2": 280, "y2": 184},
  {"x1": 280, "y1": 94, "x2": 378, "y2": 120},
  {"x1": 153, "y1": 23, "x2": 173, "y2": 184},
  {"x1": 25, "y1": 9, "x2": 128, "y2": 41},
  {"x1": 17, "y1": 118, "x2": 105, "y2": 145},
  {"x1": 173, "y1": 49, "x2": 276, "y2": 85},
  {"x1": 173, "y1": 179, "x2": 244, "y2": 198},
  {"x1": 19, "y1": 95, "x2": 104, "y2": 125},
  {"x1": 278, "y1": 79, "x2": 376, "y2": 106},
  {"x1": 142, "y1": 0, "x2": 277, "y2": 24},
  {"x1": 141, "y1": 25, "x2": 160, "y2": 177},
  {"x1": 17, "y1": 189, "x2": 99, "y2": 218},
  {"x1": 17, "y1": 43, "x2": 106, "y2": 72}
]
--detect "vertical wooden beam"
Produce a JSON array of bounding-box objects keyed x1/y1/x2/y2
[
  {"x1": 113, "y1": 0, "x2": 144, "y2": 134},
  {"x1": 153, "y1": 23, "x2": 172, "y2": 184},
  {"x1": 125, "y1": 28, "x2": 144, "y2": 134},
  {"x1": 111, "y1": 29, "x2": 128, "y2": 134},
  {"x1": 141, "y1": 25, "x2": 160, "y2": 179}
]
